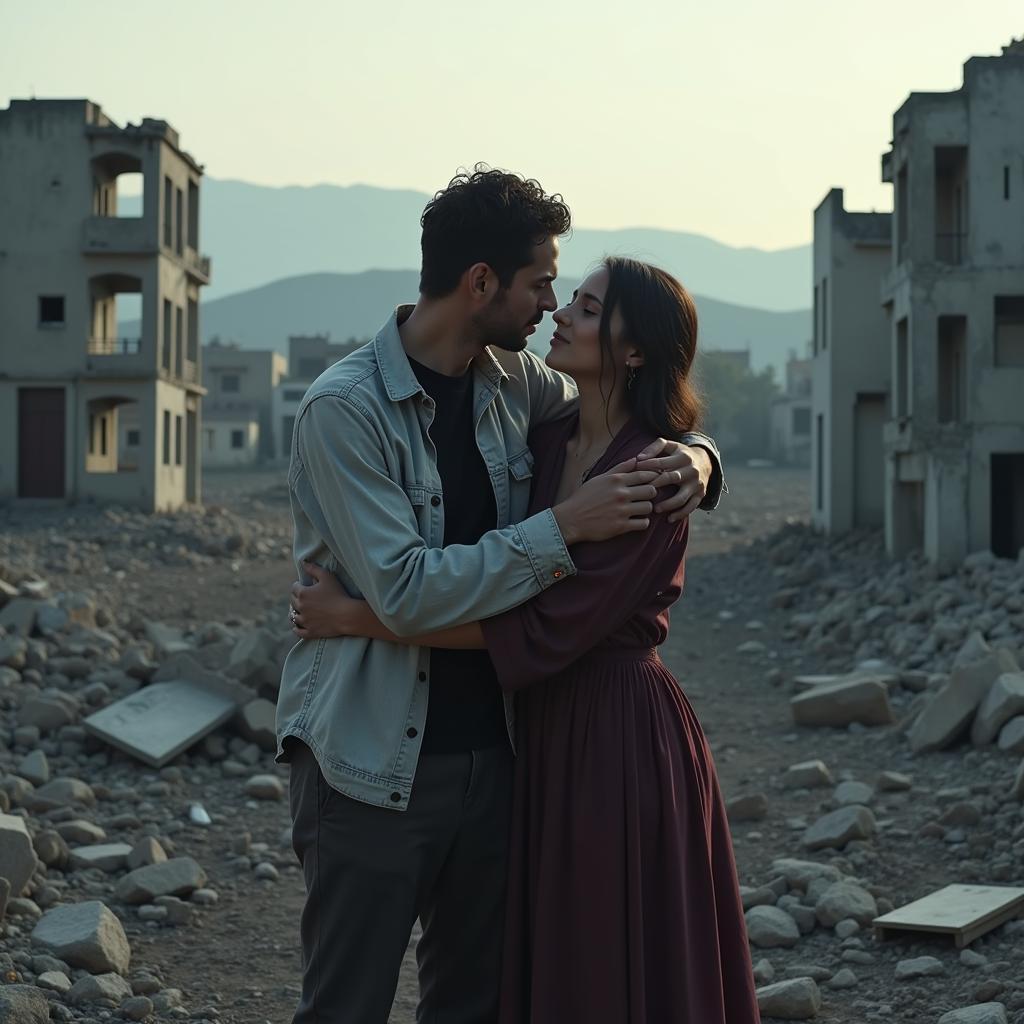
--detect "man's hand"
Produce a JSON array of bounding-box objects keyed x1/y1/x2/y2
[
  {"x1": 553, "y1": 458, "x2": 659, "y2": 544},
  {"x1": 635, "y1": 439, "x2": 711, "y2": 523}
]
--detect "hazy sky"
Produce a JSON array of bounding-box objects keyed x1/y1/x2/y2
[{"x1": 2, "y1": 0, "x2": 1019, "y2": 249}]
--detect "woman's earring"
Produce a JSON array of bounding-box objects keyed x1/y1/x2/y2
[{"x1": 626, "y1": 363, "x2": 638, "y2": 390}]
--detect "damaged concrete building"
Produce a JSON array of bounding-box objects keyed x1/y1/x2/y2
[
  {"x1": 882, "y1": 40, "x2": 1024, "y2": 565},
  {"x1": 0, "y1": 99, "x2": 211, "y2": 511},
  {"x1": 813, "y1": 39, "x2": 1024, "y2": 564}
]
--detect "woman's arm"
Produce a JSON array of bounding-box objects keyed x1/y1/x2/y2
[{"x1": 290, "y1": 561, "x2": 485, "y2": 649}]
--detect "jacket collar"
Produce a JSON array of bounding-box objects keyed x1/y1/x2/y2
[{"x1": 373, "y1": 305, "x2": 510, "y2": 403}]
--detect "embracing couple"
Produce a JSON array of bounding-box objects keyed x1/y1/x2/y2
[{"x1": 276, "y1": 166, "x2": 759, "y2": 1023}]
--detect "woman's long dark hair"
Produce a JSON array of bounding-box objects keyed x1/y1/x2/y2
[{"x1": 597, "y1": 256, "x2": 703, "y2": 437}]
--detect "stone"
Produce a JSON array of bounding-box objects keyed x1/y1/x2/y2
[
  {"x1": 997, "y1": 716, "x2": 1024, "y2": 754},
  {"x1": 895, "y1": 955, "x2": 945, "y2": 980},
  {"x1": 834, "y1": 919, "x2": 860, "y2": 939},
  {"x1": 939, "y1": 802, "x2": 983, "y2": 828},
  {"x1": 69, "y1": 843, "x2": 133, "y2": 872},
  {"x1": 0, "y1": 812, "x2": 38, "y2": 897},
  {"x1": 56, "y1": 819, "x2": 106, "y2": 845},
  {"x1": 741, "y1": 886, "x2": 778, "y2": 910},
  {"x1": 0, "y1": 597, "x2": 40, "y2": 636},
  {"x1": 143, "y1": 620, "x2": 192, "y2": 658},
  {"x1": 802, "y1": 806, "x2": 876, "y2": 850},
  {"x1": 960, "y1": 949, "x2": 988, "y2": 968},
  {"x1": 0, "y1": 986, "x2": 50, "y2": 1024},
  {"x1": 127, "y1": 836, "x2": 167, "y2": 870},
  {"x1": 815, "y1": 881, "x2": 878, "y2": 927},
  {"x1": 745, "y1": 905, "x2": 801, "y2": 948},
  {"x1": 826, "y1": 967, "x2": 858, "y2": 989},
  {"x1": 31, "y1": 900, "x2": 131, "y2": 974},
  {"x1": 782, "y1": 760, "x2": 833, "y2": 789},
  {"x1": 1012, "y1": 760, "x2": 1024, "y2": 800},
  {"x1": 752, "y1": 958, "x2": 775, "y2": 984},
  {"x1": 244, "y1": 774, "x2": 284, "y2": 801},
  {"x1": 84, "y1": 680, "x2": 241, "y2": 767},
  {"x1": 790, "y1": 677, "x2": 894, "y2": 728},
  {"x1": 909, "y1": 649, "x2": 1019, "y2": 753},
  {"x1": 15, "y1": 749, "x2": 49, "y2": 787},
  {"x1": 37, "y1": 969, "x2": 73, "y2": 993},
  {"x1": 833, "y1": 781, "x2": 873, "y2": 806},
  {"x1": 17, "y1": 694, "x2": 77, "y2": 732},
  {"x1": 115, "y1": 856, "x2": 207, "y2": 904},
  {"x1": 120, "y1": 996, "x2": 155, "y2": 1021},
  {"x1": 31, "y1": 776, "x2": 95, "y2": 810},
  {"x1": 67, "y1": 972, "x2": 134, "y2": 1005},
  {"x1": 226, "y1": 627, "x2": 278, "y2": 686},
  {"x1": 937, "y1": 1004, "x2": 1007, "y2": 1024},
  {"x1": 33, "y1": 829, "x2": 70, "y2": 868},
  {"x1": 876, "y1": 770, "x2": 912, "y2": 792},
  {"x1": 727, "y1": 792, "x2": 768, "y2": 821},
  {"x1": 7, "y1": 896, "x2": 42, "y2": 919},
  {"x1": 770, "y1": 858, "x2": 841, "y2": 891},
  {"x1": 154, "y1": 895, "x2": 196, "y2": 925},
  {"x1": 756, "y1": 977, "x2": 821, "y2": 1019},
  {"x1": 971, "y1": 672, "x2": 1024, "y2": 746},
  {"x1": 236, "y1": 697, "x2": 278, "y2": 751}
]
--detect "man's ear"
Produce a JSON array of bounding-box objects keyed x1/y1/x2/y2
[{"x1": 466, "y1": 262, "x2": 495, "y2": 301}]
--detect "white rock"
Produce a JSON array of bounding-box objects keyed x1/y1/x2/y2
[
  {"x1": 815, "y1": 881, "x2": 878, "y2": 927},
  {"x1": 802, "y1": 806, "x2": 876, "y2": 851},
  {"x1": 66, "y1": 972, "x2": 133, "y2": 1005},
  {"x1": 116, "y1": 856, "x2": 207, "y2": 904},
  {"x1": 791, "y1": 677, "x2": 894, "y2": 728},
  {"x1": 782, "y1": 761, "x2": 833, "y2": 789},
  {"x1": 244, "y1": 774, "x2": 284, "y2": 801},
  {"x1": 895, "y1": 955, "x2": 944, "y2": 979},
  {"x1": 69, "y1": 842, "x2": 133, "y2": 872},
  {"x1": 833, "y1": 781, "x2": 874, "y2": 806},
  {"x1": 937, "y1": 1004, "x2": 1008, "y2": 1024},
  {"x1": 745, "y1": 905, "x2": 801, "y2": 948},
  {"x1": 756, "y1": 977, "x2": 821, "y2": 1019}
]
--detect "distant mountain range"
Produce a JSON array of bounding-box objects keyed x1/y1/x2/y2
[
  {"x1": 186, "y1": 269, "x2": 810, "y2": 376},
  {"x1": 125, "y1": 178, "x2": 811, "y2": 312}
]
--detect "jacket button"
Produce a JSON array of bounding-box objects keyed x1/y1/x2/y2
[
  {"x1": 553, "y1": 569, "x2": 563, "y2": 579},
  {"x1": 390, "y1": 792, "x2": 402, "y2": 803},
  {"x1": 430, "y1": 495, "x2": 441, "y2": 507},
  {"x1": 407, "y1": 727, "x2": 418, "y2": 739},
  {"x1": 418, "y1": 671, "x2": 427, "y2": 682}
]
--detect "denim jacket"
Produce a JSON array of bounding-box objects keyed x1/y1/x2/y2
[{"x1": 276, "y1": 306, "x2": 724, "y2": 810}]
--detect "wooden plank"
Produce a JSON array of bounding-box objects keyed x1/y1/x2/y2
[{"x1": 873, "y1": 884, "x2": 1024, "y2": 947}]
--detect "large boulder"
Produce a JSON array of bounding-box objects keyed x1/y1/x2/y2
[
  {"x1": 745, "y1": 905, "x2": 800, "y2": 948},
  {"x1": 31, "y1": 900, "x2": 131, "y2": 974},
  {"x1": 235, "y1": 697, "x2": 278, "y2": 751},
  {"x1": 909, "y1": 649, "x2": 1019, "y2": 753},
  {"x1": 0, "y1": 812, "x2": 38, "y2": 897},
  {"x1": 790, "y1": 677, "x2": 894, "y2": 728},
  {"x1": 0, "y1": 985, "x2": 50, "y2": 1023}
]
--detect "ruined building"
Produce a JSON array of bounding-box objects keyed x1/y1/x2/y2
[{"x1": 0, "y1": 99, "x2": 211, "y2": 510}]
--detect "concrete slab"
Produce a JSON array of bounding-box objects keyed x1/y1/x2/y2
[{"x1": 83, "y1": 680, "x2": 241, "y2": 767}]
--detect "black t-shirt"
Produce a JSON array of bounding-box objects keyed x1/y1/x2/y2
[{"x1": 409, "y1": 357, "x2": 508, "y2": 754}]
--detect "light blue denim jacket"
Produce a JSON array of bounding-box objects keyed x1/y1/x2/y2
[{"x1": 276, "y1": 306, "x2": 723, "y2": 810}]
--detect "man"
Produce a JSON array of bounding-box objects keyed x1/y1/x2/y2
[{"x1": 277, "y1": 166, "x2": 725, "y2": 1023}]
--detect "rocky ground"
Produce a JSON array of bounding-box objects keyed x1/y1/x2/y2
[{"x1": 1, "y1": 465, "x2": 1023, "y2": 1024}]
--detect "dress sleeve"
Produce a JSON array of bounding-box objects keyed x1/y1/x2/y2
[{"x1": 480, "y1": 504, "x2": 688, "y2": 690}]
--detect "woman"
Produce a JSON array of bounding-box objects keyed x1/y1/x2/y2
[{"x1": 290, "y1": 257, "x2": 759, "y2": 1023}]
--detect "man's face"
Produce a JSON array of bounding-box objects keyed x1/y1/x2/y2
[{"x1": 475, "y1": 236, "x2": 559, "y2": 352}]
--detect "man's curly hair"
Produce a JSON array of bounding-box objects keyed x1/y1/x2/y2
[{"x1": 419, "y1": 164, "x2": 572, "y2": 298}]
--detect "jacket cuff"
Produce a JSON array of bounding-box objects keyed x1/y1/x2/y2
[
  {"x1": 513, "y1": 508, "x2": 576, "y2": 590},
  {"x1": 680, "y1": 431, "x2": 726, "y2": 511}
]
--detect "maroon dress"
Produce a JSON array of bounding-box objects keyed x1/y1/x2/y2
[{"x1": 481, "y1": 414, "x2": 760, "y2": 1024}]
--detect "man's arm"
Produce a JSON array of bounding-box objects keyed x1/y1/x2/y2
[{"x1": 291, "y1": 396, "x2": 658, "y2": 637}]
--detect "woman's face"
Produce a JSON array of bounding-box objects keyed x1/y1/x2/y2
[{"x1": 545, "y1": 268, "x2": 632, "y2": 384}]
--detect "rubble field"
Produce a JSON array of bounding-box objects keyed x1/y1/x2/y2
[{"x1": 1, "y1": 466, "x2": 1023, "y2": 1024}]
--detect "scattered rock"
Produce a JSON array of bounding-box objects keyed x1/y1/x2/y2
[
  {"x1": 727, "y1": 792, "x2": 769, "y2": 821},
  {"x1": 802, "y1": 806, "x2": 876, "y2": 851},
  {"x1": 31, "y1": 900, "x2": 132, "y2": 974},
  {"x1": 0, "y1": 985, "x2": 50, "y2": 1024},
  {"x1": 0, "y1": 811, "x2": 38, "y2": 896},
  {"x1": 782, "y1": 761, "x2": 833, "y2": 789},
  {"x1": 67, "y1": 971, "x2": 134, "y2": 1005},
  {"x1": 895, "y1": 955, "x2": 945, "y2": 980},
  {"x1": 69, "y1": 842, "x2": 133, "y2": 873},
  {"x1": 833, "y1": 781, "x2": 873, "y2": 806},
  {"x1": 115, "y1": 856, "x2": 207, "y2": 904},
  {"x1": 815, "y1": 881, "x2": 878, "y2": 927},
  {"x1": 244, "y1": 774, "x2": 284, "y2": 801},
  {"x1": 745, "y1": 905, "x2": 801, "y2": 948},
  {"x1": 756, "y1": 977, "x2": 822, "y2": 1019},
  {"x1": 937, "y1": 1005, "x2": 1008, "y2": 1024},
  {"x1": 790, "y1": 677, "x2": 894, "y2": 728},
  {"x1": 971, "y1": 672, "x2": 1024, "y2": 746}
]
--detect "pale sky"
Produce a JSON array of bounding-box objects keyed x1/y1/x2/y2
[{"x1": 2, "y1": 0, "x2": 1020, "y2": 249}]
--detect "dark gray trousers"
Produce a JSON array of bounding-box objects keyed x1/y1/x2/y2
[{"x1": 288, "y1": 741, "x2": 514, "y2": 1024}]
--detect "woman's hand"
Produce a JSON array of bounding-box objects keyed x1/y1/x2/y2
[
  {"x1": 289, "y1": 561, "x2": 365, "y2": 640},
  {"x1": 634, "y1": 439, "x2": 711, "y2": 522}
]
